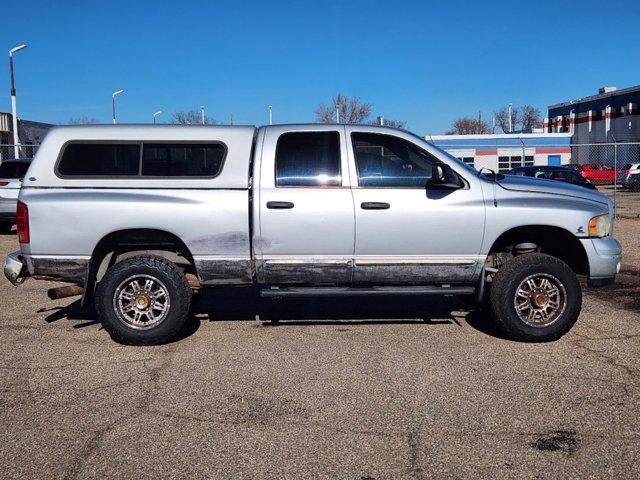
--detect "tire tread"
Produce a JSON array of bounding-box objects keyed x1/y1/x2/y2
[
  {"x1": 489, "y1": 253, "x2": 582, "y2": 342},
  {"x1": 95, "y1": 255, "x2": 191, "y2": 345}
]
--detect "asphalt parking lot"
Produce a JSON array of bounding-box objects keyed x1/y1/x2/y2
[{"x1": 1, "y1": 218, "x2": 639, "y2": 479}]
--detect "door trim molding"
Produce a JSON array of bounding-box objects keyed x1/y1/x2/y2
[{"x1": 354, "y1": 255, "x2": 481, "y2": 265}]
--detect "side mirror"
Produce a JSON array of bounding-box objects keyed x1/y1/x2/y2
[{"x1": 426, "y1": 163, "x2": 464, "y2": 189}]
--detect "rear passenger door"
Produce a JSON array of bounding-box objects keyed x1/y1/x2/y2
[{"x1": 256, "y1": 126, "x2": 355, "y2": 285}]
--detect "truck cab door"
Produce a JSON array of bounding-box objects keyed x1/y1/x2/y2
[
  {"x1": 255, "y1": 126, "x2": 355, "y2": 285},
  {"x1": 346, "y1": 127, "x2": 485, "y2": 284}
]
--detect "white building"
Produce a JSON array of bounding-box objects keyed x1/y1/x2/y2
[{"x1": 426, "y1": 133, "x2": 573, "y2": 173}]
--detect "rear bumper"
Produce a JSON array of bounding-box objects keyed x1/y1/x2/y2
[
  {"x1": 580, "y1": 237, "x2": 622, "y2": 286},
  {"x1": 4, "y1": 252, "x2": 90, "y2": 286},
  {"x1": 4, "y1": 251, "x2": 29, "y2": 285}
]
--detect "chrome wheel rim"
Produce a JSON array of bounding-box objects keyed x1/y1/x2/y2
[
  {"x1": 514, "y1": 273, "x2": 566, "y2": 327},
  {"x1": 113, "y1": 275, "x2": 170, "y2": 330}
]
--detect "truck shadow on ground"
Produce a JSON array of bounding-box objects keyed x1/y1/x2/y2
[
  {"x1": 42, "y1": 288, "x2": 507, "y2": 343},
  {"x1": 193, "y1": 287, "x2": 508, "y2": 339}
]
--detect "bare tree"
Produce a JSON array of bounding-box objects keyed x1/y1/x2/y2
[
  {"x1": 520, "y1": 105, "x2": 542, "y2": 131},
  {"x1": 68, "y1": 116, "x2": 100, "y2": 125},
  {"x1": 445, "y1": 117, "x2": 490, "y2": 135},
  {"x1": 315, "y1": 94, "x2": 407, "y2": 128},
  {"x1": 315, "y1": 93, "x2": 372, "y2": 124},
  {"x1": 171, "y1": 110, "x2": 218, "y2": 125},
  {"x1": 383, "y1": 119, "x2": 406, "y2": 129},
  {"x1": 494, "y1": 106, "x2": 521, "y2": 133},
  {"x1": 367, "y1": 118, "x2": 407, "y2": 129}
]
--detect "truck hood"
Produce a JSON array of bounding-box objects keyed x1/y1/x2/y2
[{"x1": 496, "y1": 174, "x2": 609, "y2": 206}]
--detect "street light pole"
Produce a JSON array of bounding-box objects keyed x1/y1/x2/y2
[
  {"x1": 9, "y1": 44, "x2": 27, "y2": 158},
  {"x1": 335, "y1": 105, "x2": 340, "y2": 123},
  {"x1": 112, "y1": 89, "x2": 124, "y2": 124},
  {"x1": 268, "y1": 105, "x2": 272, "y2": 125},
  {"x1": 508, "y1": 103, "x2": 513, "y2": 133},
  {"x1": 153, "y1": 110, "x2": 162, "y2": 124},
  {"x1": 200, "y1": 106, "x2": 205, "y2": 125}
]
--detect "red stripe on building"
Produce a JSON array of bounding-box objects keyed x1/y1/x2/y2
[
  {"x1": 536, "y1": 148, "x2": 571, "y2": 154},
  {"x1": 475, "y1": 149, "x2": 497, "y2": 156}
]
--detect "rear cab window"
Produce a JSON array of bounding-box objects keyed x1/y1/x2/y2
[
  {"x1": 56, "y1": 142, "x2": 226, "y2": 178},
  {"x1": 275, "y1": 132, "x2": 341, "y2": 187}
]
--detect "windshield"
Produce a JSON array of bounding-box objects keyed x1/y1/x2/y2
[{"x1": 0, "y1": 161, "x2": 30, "y2": 179}]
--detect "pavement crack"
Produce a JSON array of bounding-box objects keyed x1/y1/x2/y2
[
  {"x1": 406, "y1": 428, "x2": 425, "y2": 480},
  {"x1": 62, "y1": 420, "x2": 119, "y2": 480},
  {"x1": 570, "y1": 333, "x2": 639, "y2": 379},
  {"x1": 61, "y1": 344, "x2": 179, "y2": 479}
]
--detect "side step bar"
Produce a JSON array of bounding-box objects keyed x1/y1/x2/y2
[{"x1": 260, "y1": 285, "x2": 475, "y2": 298}]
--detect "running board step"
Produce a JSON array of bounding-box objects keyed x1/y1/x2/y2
[{"x1": 260, "y1": 285, "x2": 475, "y2": 298}]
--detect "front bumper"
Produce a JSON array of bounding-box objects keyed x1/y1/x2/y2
[
  {"x1": 4, "y1": 251, "x2": 29, "y2": 285},
  {"x1": 580, "y1": 237, "x2": 622, "y2": 286}
]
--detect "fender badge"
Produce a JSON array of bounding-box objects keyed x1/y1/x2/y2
[{"x1": 577, "y1": 226, "x2": 585, "y2": 234}]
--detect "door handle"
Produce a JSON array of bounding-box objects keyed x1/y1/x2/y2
[
  {"x1": 267, "y1": 201, "x2": 294, "y2": 209},
  {"x1": 361, "y1": 202, "x2": 390, "y2": 210}
]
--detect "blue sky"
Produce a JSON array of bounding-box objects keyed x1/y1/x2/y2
[{"x1": 1, "y1": 0, "x2": 639, "y2": 134}]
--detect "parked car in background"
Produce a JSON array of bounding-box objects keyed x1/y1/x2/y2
[
  {"x1": 618, "y1": 163, "x2": 640, "y2": 189},
  {"x1": 578, "y1": 164, "x2": 616, "y2": 184},
  {"x1": 0, "y1": 159, "x2": 32, "y2": 234},
  {"x1": 507, "y1": 165, "x2": 597, "y2": 190}
]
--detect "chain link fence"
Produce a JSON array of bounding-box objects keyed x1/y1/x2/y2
[
  {"x1": 569, "y1": 142, "x2": 640, "y2": 219},
  {"x1": 432, "y1": 139, "x2": 640, "y2": 218},
  {"x1": 0, "y1": 144, "x2": 40, "y2": 161}
]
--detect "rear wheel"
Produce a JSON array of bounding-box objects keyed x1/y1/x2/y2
[
  {"x1": 489, "y1": 253, "x2": 581, "y2": 342},
  {"x1": 0, "y1": 222, "x2": 13, "y2": 234},
  {"x1": 95, "y1": 255, "x2": 192, "y2": 345}
]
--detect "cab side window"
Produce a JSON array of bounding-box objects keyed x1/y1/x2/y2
[
  {"x1": 351, "y1": 132, "x2": 438, "y2": 187},
  {"x1": 275, "y1": 132, "x2": 341, "y2": 187}
]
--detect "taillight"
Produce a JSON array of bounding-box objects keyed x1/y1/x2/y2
[
  {"x1": 0, "y1": 182, "x2": 8, "y2": 186},
  {"x1": 16, "y1": 201, "x2": 29, "y2": 244}
]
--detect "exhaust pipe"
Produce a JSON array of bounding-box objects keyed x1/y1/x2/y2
[{"x1": 47, "y1": 285, "x2": 84, "y2": 300}]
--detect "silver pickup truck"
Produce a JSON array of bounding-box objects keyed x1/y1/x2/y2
[{"x1": 4, "y1": 124, "x2": 621, "y2": 345}]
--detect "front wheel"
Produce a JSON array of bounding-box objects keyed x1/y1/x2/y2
[
  {"x1": 95, "y1": 255, "x2": 192, "y2": 345},
  {"x1": 489, "y1": 253, "x2": 582, "y2": 342}
]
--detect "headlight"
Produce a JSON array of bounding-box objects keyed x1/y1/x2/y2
[{"x1": 589, "y1": 214, "x2": 611, "y2": 237}]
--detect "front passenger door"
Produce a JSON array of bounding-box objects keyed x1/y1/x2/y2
[{"x1": 347, "y1": 129, "x2": 485, "y2": 284}]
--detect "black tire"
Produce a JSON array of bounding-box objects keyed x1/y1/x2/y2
[
  {"x1": 0, "y1": 222, "x2": 13, "y2": 234},
  {"x1": 489, "y1": 253, "x2": 581, "y2": 342},
  {"x1": 95, "y1": 255, "x2": 192, "y2": 345}
]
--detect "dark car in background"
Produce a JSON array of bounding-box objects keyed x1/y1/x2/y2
[
  {"x1": 507, "y1": 165, "x2": 597, "y2": 190},
  {"x1": 0, "y1": 159, "x2": 32, "y2": 234},
  {"x1": 618, "y1": 163, "x2": 640, "y2": 189}
]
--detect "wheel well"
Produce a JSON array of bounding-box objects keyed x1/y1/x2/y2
[
  {"x1": 488, "y1": 225, "x2": 589, "y2": 276},
  {"x1": 82, "y1": 229, "x2": 196, "y2": 308}
]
